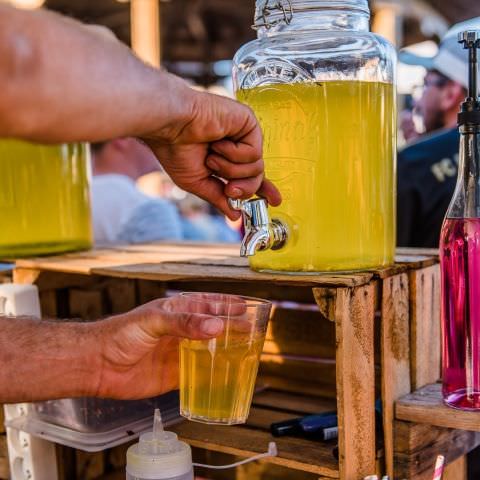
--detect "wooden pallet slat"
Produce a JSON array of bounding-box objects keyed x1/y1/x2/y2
[
  {"x1": 263, "y1": 305, "x2": 335, "y2": 358},
  {"x1": 394, "y1": 419, "x2": 480, "y2": 480},
  {"x1": 316, "y1": 283, "x2": 376, "y2": 480},
  {"x1": 104, "y1": 278, "x2": 137, "y2": 314},
  {"x1": 381, "y1": 273, "x2": 411, "y2": 478},
  {"x1": 171, "y1": 418, "x2": 340, "y2": 478},
  {"x1": 69, "y1": 288, "x2": 104, "y2": 320},
  {"x1": 443, "y1": 456, "x2": 467, "y2": 479},
  {"x1": 397, "y1": 383, "x2": 480, "y2": 432},
  {"x1": 409, "y1": 264, "x2": 441, "y2": 390},
  {"x1": 13, "y1": 268, "x2": 101, "y2": 292},
  {"x1": 259, "y1": 354, "x2": 336, "y2": 394},
  {"x1": 137, "y1": 279, "x2": 167, "y2": 304},
  {"x1": 191, "y1": 449, "x2": 321, "y2": 480},
  {"x1": 92, "y1": 263, "x2": 375, "y2": 288},
  {"x1": 252, "y1": 390, "x2": 335, "y2": 415}
]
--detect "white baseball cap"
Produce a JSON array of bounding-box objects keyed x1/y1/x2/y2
[{"x1": 399, "y1": 17, "x2": 480, "y2": 88}]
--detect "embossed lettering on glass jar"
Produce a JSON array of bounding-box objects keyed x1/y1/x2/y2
[{"x1": 233, "y1": 0, "x2": 397, "y2": 273}]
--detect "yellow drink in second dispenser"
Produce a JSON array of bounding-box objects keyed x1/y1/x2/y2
[
  {"x1": 237, "y1": 81, "x2": 396, "y2": 272},
  {"x1": 0, "y1": 140, "x2": 92, "y2": 257},
  {"x1": 180, "y1": 334, "x2": 264, "y2": 424}
]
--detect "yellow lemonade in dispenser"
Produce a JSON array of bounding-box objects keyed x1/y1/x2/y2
[{"x1": 237, "y1": 80, "x2": 396, "y2": 272}]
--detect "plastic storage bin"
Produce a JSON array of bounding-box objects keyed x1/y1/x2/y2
[
  {"x1": 5, "y1": 392, "x2": 181, "y2": 452},
  {"x1": 31, "y1": 395, "x2": 177, "y2": 433}
]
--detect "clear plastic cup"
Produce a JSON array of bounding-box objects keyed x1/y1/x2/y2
[{"x1": 178, "y1": 292, "x2": 272, "y2": 425}]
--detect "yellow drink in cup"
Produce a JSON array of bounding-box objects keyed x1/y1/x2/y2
[{"x1": 178, "y1": 293, "x2": 271, "y2": 425}]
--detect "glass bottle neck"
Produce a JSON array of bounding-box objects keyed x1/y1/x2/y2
[
  {"x1": 254, "y1": 1, "x2": 370, "y2": 38},
  {"x1": 449, "y1": 125, "x2": 480, "y2": 218}
]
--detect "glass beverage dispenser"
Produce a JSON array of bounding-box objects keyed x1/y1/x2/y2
[
  {"x1": 0, "y1": 140, "x2": 92, "y2": 257},
  {"x1": 232, "y1": 0, "x2": 396, "y2": 273}
]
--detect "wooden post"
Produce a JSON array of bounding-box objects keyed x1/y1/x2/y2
[
  {"x1": 371, "y1": 1, "x2": 403, "y2": 47},
  {"x1": 381, "y1": 273, "x2": 411, "y2": 479},
  {"x1": 315, "y1": 283, "x2": 377, "y2": 479},
  {"x1": 130, "y1": 0, "x2": 161, "y2": 67},
  {"x1": 409, "y1": 264, "x2": 441, "y2": 390}
]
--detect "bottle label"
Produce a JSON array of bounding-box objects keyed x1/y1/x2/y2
[{"x1": 240, "y1": 60, "x2": 311, "y2": 89}]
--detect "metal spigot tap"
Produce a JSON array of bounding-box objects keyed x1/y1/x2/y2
[{"x1": 229, "y1": 198, "x2": 288, "y2": 257}]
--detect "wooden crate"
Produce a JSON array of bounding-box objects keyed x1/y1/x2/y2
[
  {"x1": 391, "y1": 248, "x2": 479, "y2": 480},
  {"x1": 394, "y1": 384, "x2": 480, "y2": 479},
  {"x1": 8, "y1": 243, "x2": 440, "y2": 480}
]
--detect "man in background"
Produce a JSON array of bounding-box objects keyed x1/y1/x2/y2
[
  {"x1": 91, "y1": 139, "x2": 240, "y2": 244},
  {"x1": 396, "y1": 17, "x2": 479, "y2": 247},
  {"x1": 91, "y1": 139, "x2": 183, "y2": 244}
]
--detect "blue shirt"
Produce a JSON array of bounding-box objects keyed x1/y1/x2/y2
[{"x1": 397, "y1": 128, "x2": 459, "y2": 247}]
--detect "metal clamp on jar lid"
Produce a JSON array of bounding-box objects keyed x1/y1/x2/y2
[
  {"x1": 253, "y1": 0, "x2": 293, "y2": 29},
  {"x1": 229, "y1": 198, "x2": 288, "y2": 257},
  {"x1": 253, "y1": 0, "x2": 370, "y2": 31}
]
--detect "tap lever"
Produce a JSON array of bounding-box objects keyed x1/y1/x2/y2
[
  {"x1": 228, "y1": 197, "x2": 288, "y2": 257},
  {"x1": 229, "y1": 198, "x2": 249, "y2": 214}
]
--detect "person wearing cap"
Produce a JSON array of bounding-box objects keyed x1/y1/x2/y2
[
  {"x1": 396, "y1": 18, "x2": 479, "y2": 248},
  {"x1": 0, "y1": 4, "x2": 280, "y2": 403}
]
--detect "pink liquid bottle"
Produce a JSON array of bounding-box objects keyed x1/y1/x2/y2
[{"x1": 440, "y1": 31, "x2": 480, "y2": 409}]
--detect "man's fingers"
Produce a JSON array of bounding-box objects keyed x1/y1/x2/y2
[
  {"x1": 165, "y1": 312, "x2": 224, "y2": 339},
  {"x1": 257, "y1": 178, "x2": 282, "y2": 206},
  {"x1": 139, "y1": 305, "x2": 224, "y2": 340},
  {"x1": 207, "y1": 153, "x2": 264, "y2": 179},
  {"x1": 224, "y1": 174, "x2": 264, "y2": 200},
  {"x1": 164, "y1": 294, "x2": 247, "y2": 316},
  {"x1": 211, "y1": 131, "x2": 262, "y2": 164}
]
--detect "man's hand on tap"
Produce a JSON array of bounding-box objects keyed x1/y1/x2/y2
[{"x1": 143, "y1": 88, "x2": 283, "y2": 220}]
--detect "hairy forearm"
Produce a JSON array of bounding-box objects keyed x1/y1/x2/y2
[
  {"x1": 0, "y1": 5, "x2": 195, "y2": 143},
  {"x1": 0, "y1": 316, "x2": 100, "y2": 403}
]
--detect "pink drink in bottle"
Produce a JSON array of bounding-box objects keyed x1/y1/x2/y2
[
  {"x1": 441, "y1": 219, "x2": 480, "y2": 408},
  {"x1": 440, "y1": 31, "x2": 480, "y2": 409}
]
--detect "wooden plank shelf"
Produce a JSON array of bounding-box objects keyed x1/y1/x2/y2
[
  {"x1": 14, "y1": 243, "x2": 438, "y2": 288},
  {"x1": 396, "y1": 383, "x2": 480, "y2": 431},
  {"x1": 172, "y1": 389, "x2": 340, "y2": 478}
]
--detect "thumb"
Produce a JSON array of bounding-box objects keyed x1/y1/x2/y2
[{"x1": 145, "y1": 310, "x2": 224, "y2": 340}]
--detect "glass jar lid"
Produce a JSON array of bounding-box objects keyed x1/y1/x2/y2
[{"x1": 254, "y1": 0, "x2": 370, "y2": 30}]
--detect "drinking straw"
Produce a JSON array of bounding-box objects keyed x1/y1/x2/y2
[{"x1": 432, "y1": 455, "x2": 445, "y2": 480}]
